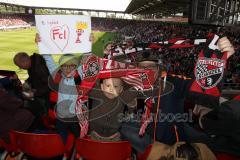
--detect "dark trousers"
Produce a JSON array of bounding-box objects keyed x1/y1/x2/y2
[
  {"x1": 56, "y1": 119, "x2": 80, "y2": 144},
  {"x1": 183, "y1": 122, "x2": 240, "y2": 156},
  {"x1": 28, "y1": 97, "x2": 49, "y2": 116},
  {"x1": 26, "y1": 97, "x2": 50, "y2": 130},
  {"x1": 120, "y1": 122, "x2": 153, "y2": 153},
  {"x1": 183, "y1": 123, "x2": 209, "y2": 143},
  {"x1": 120, "y1": 121, "x2": 187, "y2": 153}
]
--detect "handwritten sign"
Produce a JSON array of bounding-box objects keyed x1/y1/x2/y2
[{"x1": 35, "y1": 15, "x2": 92, "y2": 54}]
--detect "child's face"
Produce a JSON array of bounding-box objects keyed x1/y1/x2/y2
[
  {"x1": 101, "y1": 78, "x2": 123, "y2": 99},
  {"x1": 61, "y1": 64, "x2": 77, "y2": 78}
]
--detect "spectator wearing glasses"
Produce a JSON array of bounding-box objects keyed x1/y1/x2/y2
[
  {"x1": 42, "y1": 53, "x2": 82, "y2": 142},
  {"x1": 120, "y1": 37, "x2": 235, "y2": 155}
]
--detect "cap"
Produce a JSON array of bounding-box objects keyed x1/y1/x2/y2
[{"x1": 59, "y1": 54, "x2": 79, "y2": 66}]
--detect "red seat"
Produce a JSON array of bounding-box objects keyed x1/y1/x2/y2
[
  {"x1": 42, "y1": 109, "x2": 57, "y2": 130},
  {"x1": 216, "y1": 153, "x2": 240, "y2": 160},
  {"x1": 75, "y1": 137, "x2": 132, "y2": 160},
  {"x1": 9, "y1": 130, "x2": 74, "y2": 159},
  {"x1": 48, "y1": 108, "x2": 57, "y2": 120},
  {"x1": 234, "y1": 95, "x2": 240, "y2": 100},
  {"x1": 0, "y1": 139, "x2": 14, "y2": 152},
  {"x1": 0, "y1": 139, "x2": 5, "y2": 148}
]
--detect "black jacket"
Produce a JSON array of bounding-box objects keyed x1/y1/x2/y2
[
  {"x1": 202, "y1": 99, "x2": 240, "y2": 156},
  {"x1": 27, "y1": 53, "x2": 50, "y2": 97}
]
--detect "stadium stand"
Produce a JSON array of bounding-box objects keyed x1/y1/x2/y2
[{"x1": 0, "y1": 14, "x2": 32, "y2": 30}]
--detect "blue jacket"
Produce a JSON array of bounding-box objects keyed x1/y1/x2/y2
[{"x1": 43, "y1": 55, "x2": 83, "y2": 119}]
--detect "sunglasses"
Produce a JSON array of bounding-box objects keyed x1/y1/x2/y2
[{"x1": 61, "y1": 64, "x2": 77, "y2": 69}]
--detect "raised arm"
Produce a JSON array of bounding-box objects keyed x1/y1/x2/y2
[
  {"x1": 35, "y1": 33, "x2": 58, "y2": 76},
  {"x1": 217, "y1": 36, "x2": 235, "y2": 59},
  {"x1": 42, "y1": 54, "x2": 58, "y2": 76}
]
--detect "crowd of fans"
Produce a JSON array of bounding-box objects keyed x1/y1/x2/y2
[
  {"x1": 0, "y1": 14, "x2": 239, "y2": 86},
  {"x1": 91, "y1": 17, "x2": 132, "y2": 32},
  {"x1": 95, "y1": 19, "x2": 240, "y2": 88},
  {"x1": 0, "y1": 14, "x2": 33, "y2": 29}
]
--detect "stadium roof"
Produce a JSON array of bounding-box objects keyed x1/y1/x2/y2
[
  {"x1": 125, "y1": 0, "x2": 190, "y2": 16},
  {"x1": 0, "y1": 0, "x2": 131, "y2": 12}
]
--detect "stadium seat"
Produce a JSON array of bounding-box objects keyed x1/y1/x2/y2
[
  {"x1": 234, "y1": 95, "x2": 240, "y2": 100},
  {"x1": 41, "y1": 108, "x2": 57, "y2": 130},
  {"x1": 0, "y1": 138, "x2": 15, "y2": 152},
  {"x1": 9, "y1": 130, "x2": 74, "y2": 159},
  {"x1": 75, "y1": 137, "x2": 132, "y2": 160},
  {"x1": 0, "y1": 138, "x2": 18, "y2": 160},
  {"x1": 0, "y1": 139, "x2": 5, "y2": 148},
  {"x1": 216, "y1": 153, "x2": 240, "y2": 160},
  {"x1": 49, "y1": 91, "x2": 58, "y2": 104},
  {"x1": 48, "y1": 108, "x2": 57, "y2": 120}
]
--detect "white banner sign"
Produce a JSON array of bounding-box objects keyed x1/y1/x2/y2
[{"x1": 35, "y1": 15, "x2": 92, "y2": 54}]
